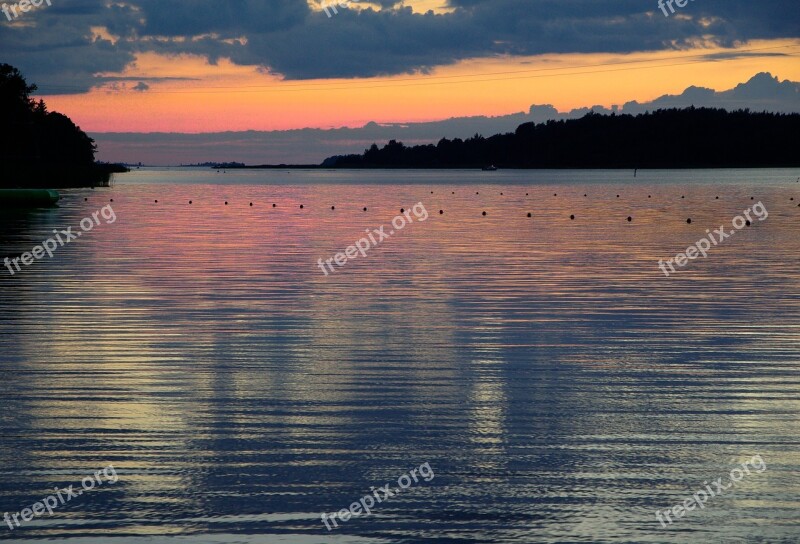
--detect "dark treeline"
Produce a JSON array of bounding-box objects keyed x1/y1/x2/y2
[
  {"x1": 324, "y1": 108, "x2": 800, "y2": 169},
  {"x1": 0, "y1": 63, "x2": 126, "y2": 188}
]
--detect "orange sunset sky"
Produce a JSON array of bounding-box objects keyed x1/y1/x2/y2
[{"x1": 43, "y1": 39, "x2": 800, "y2": 133}]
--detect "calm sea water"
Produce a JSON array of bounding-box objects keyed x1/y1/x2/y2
[{"x1": 1, "y1": 168, "x2": 799, "y2": 543}]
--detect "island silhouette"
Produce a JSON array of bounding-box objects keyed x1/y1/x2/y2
[
  {"x1": 323, "y1": 108, "x2": 800, "y2": 169},
  {"x1": 0, "y1": 63, "x2": 127, "y2": 189}
]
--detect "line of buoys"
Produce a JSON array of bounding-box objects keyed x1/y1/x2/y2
[{"x1": 94, "y1": 191, "x2": 796, "y2": 220}]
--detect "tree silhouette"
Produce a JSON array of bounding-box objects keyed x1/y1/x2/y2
[
  {"x1": 0, "y1": 63, "x2": 124, "y2": 188},
  {"x1": 326, "y1": 108, "x2": 800, "y2": 169}
]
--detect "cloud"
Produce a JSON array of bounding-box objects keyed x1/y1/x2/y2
[
  {"x1": 621, "y1": 72, "x2": 800, "y2": 113},
  {"x1": 2, "y1": 0, "x2": 798, "y2": 91},
  {"x1": 90, "y1": 72, "x2": 800, "y2": 165}
]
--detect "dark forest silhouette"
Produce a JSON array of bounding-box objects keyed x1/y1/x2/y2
[
  {"x1": 324, "y1": 108, "x2": 800, "y2": 169},
  {"x1": 0, "y1": 63, "x2": 126, "y2": 188}
]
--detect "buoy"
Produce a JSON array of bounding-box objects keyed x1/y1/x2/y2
[
  {"x1": 331, "y1": 205, "x2": 335, "y2": 210},
  {"x1": 570, "y1": 214, "x2": 575, "y2": 220},
  {"x1": 627, "y1": 216, "x2": 632, "y2": 222},
  {"x1": 527, "y1": 213, "x2": 532, "y2": 218},
  {"x1": 110, "y1": 198, "x2": 114, "y2": 202},
  {"x1": 746, "y1": 220, "x2": 751, "y2": 226},
  {"x1": 439, "y1": 210, "x2": 444, "y2": 214},
  {"x1": 250, "y1": 202, "x2": 253, "y2": 206},
  {"x1": 189, "y1": 200, "x2": 193, "y2": 204},
  {"x1": 155, "y1": 200, "x2": 158, "y2": 203},
  {"x1": 482, "y1": 211, "x2": 486, "y2": 216},
  {"x1": 84, "y1": 197, "x2": 88, "y2": 201},
  {"x1": 300, "y1": 204, "x2": 304, "y2": 209},
  {"x1": 363, "y1": 207, "x2": 367, "y2": 211},
  {"x1": 273, "y1": 203, "x2": 276, "y2": 207},
  {"x1": 225, "y1": 201, "x2": 228, "y2": 205},
  {"x1": 400, "y1": 208, "x2": 404, "y2": 213},
  {"x1": 715, "y1": 196, "x2": 719, "y2": 199},
  {"x1": 554, "y1": 193, "x2": 557, "y2": 196},
  {"x1": 687, "y1": 218, "x2": 692, "y2": 224}
]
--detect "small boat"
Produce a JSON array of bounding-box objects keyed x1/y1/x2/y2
[
  {"x1": 482, "y1": 165, "x2": 498, "y2": 171},
  {"x1": 0, "y1": 189, "x2": 60, "y2": 208}
]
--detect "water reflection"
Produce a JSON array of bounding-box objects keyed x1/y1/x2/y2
[{"x1": 1, "y1": 169, "x2": 799, "y2": 543}]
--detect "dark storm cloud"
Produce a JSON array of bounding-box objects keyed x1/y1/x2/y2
[
  {"x1": 134, "y1": 0, "x2": 308, "y2": 36},
  {"x1": 1, "y1": 0, "x2": 798, "y2": 92}
]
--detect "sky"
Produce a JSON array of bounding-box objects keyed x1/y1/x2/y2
[{"x1": 2, "y1": 0, "x2": 799, "y2": 160}]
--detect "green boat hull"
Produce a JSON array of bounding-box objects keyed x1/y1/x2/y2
[{"x1": 0, "y1": 189, "x2": 61, "y2": 208}]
